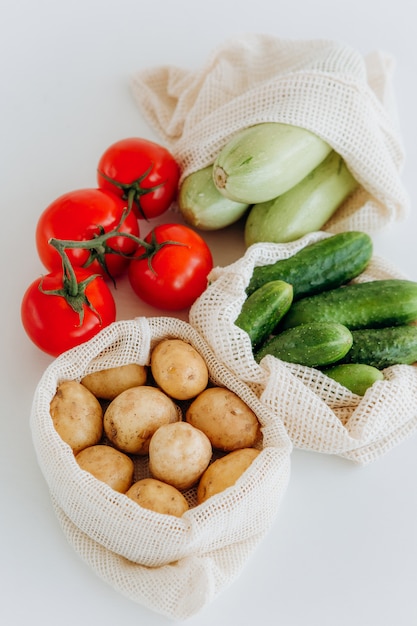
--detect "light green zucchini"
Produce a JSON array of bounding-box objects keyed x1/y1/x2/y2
[
  {"x1": 212, "y1": 122, "x2": 332, "y2": 204},
  {"x1": 178, "y1": 165, "x2": 249, "y2": 230},
  {"x1": 244, "y1": 150, "x2": 359, "y2": 246}
]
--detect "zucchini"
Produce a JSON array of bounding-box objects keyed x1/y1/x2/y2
[
  {"x1": 212, "y1": 122, "x2": 332, "y2": 204},
  {"x1": 322, "y1": 363, "x2": 384, "y2": 396},
  {"x1": 340, "y1": 325, "x2": 417, "y2": 369},
  {"x1": 246, "y1": 231, "x2": 373, "y2": 299},
  {"x1": 244, "y1": 151, "x2": 358, "y2": 245},
  {"x1": 281, "y1": 279, "x2": 417, "y2": 330},
  {"x1": 254, "y1": 321, "x2": 353, "y2": 367},
  {"x1": 234, "y1": 280, "x2": 293, "y2": 349},
  {"x1": 178, "y1": 165, "x2": 249, "y2": 230}
]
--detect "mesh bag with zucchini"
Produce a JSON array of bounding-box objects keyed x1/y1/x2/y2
[
  {"x1": 30, "y1": 316, "x2": 291, "y2": 619},
  {"x1": 190, "y1": 231, "x2": 417, "y2": 464},
  {"x1": 131, "y1": 34, "x2": 409, "y2": 236}
]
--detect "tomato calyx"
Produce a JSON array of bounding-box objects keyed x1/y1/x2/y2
[
  {"x1": 133, "y1": 229, "x2": 188, "y2": 274},
  {"x1": 39, "y1": 248, "x2": 103, "y2": 327},
  {"x1": 48, "y1": 204, "x2": 187, "y2": 281},
  {"x1": 97, "y1": 164, "x2": 165, "y2": 220},
  {"x1": 48, "y1": 206, "x2": 142, "y2": 285}
]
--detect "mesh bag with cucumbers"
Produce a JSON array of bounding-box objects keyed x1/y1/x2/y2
[{"x1": 190, "y1": 231, "x2": 417, "y2": 464}]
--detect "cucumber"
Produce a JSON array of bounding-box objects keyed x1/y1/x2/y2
[
  {"x1": 213, "y1": 122, "x2": 332, "y2": 204},
  {"x1": 246, "y1": 231, "x2": 373, "y2": 299},
  {"x1": 322, "y1": 363, "x2": 384, "y2": 396},
  {"x1": 339, "y1": 325, "x2": 417, "y2": 369},
  {"x1": 234, "y1": 280, "x2": 293, "y2": 349},
  {"x1": 178, "y1": 165, "x2": 249, "y2": 230},
  {"x1": 280, "y1": 279, "x2": 417, "y2": 330},
  {"x1": 254, "y1": 321, "x2": 353, "y2": 367},
  {"x1": 244, "y1": 151, "x2": 358, "y2": 246}
]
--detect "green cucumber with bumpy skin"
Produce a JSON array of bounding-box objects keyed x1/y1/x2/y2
[
  {"x1": 244, "y1": 150, "x2": 358, "y2": 245},
  {"x1": 246, "y1": 231, "x2": 373, "y2": 299},
  {"x1": 213, "y1": 122, "x2": 332, "y2": 204},
  {"x1": 280, "y1": 279, "x2": 417, "y2": 330},
  {"x1": 178, "y1": 165, "x2": 249, "y2": 230},
  {"x1": 323, "y1": 363, "x2": 384, "y2": 395},
  {"x1": 255, "y1": 322, "x2": 353, "y2": 367},
  {"x1": 339, "y1": 325, "x2": 417, "y2": 369},
  {"x1": 234, "y1": 280, "x2": 293, "y2": 349}
]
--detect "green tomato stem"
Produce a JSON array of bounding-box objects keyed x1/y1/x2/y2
[
  {"x1": 61, "y1": 247, "x2": 80, "y2": 298},
  {"x1": 98, "y1": 164, "x2": 164, "y2": 220},
  {"x1": 38, "y1": 246, "x2": 103, "y2": 326},
  {"x1": 47, "y1": 206, "x2": 187, "y2": 283}
]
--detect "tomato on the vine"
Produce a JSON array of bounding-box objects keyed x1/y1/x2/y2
[
  {"x1": 97, "y1": 137, "x2": 180, "y2": 220},
  {"x1": 128, "y1": 224, "x2": 213, "y2": 310},
  {"x1": 36, "y1": 188, "x2": 140, "y2": 281},
  {"x1": 21, "y1": 266, "x2": 116, "y2": 357}
]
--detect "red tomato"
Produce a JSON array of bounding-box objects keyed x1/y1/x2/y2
[
  {"x1": 21, "y1": 267, "x2": 116, "y2": 357},
  {"x1": 128, "y1": 224, "x2": 213, "y2": 310},
  {"x1": 97, "y1": 137, "x2": 180, "y2": 220},
  {"x1": 36, "y1": 188, "x2": 140, "y2": 280}
]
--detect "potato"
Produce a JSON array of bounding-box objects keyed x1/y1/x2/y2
[
  {"x1": 50, "y1": 380, "x2": 103, "y2": 454},
  {"x1": 103, "y1": 385, "x2": 179, "y2": 455},
  {"x1": 75, "y1": 444, "x2": 134, "y2": 493},
  {"x1": 149, "y1": 422, "x2": 212, "y2": 490},
  {"x1": 150, "y1": 338, "x2": 209, "y2": 400},
  {"x1": 126, "y1": 478, "x2": 189, "y2": 517},
  {"x1": 81, "y1": 363, "x2": 147, "y2": 400},
  {"x1": 197, "y1": 448, "x2": 261, "y2": 504},
  {"x1": 185, "y1": 387, "x2": 261, "y2": 451}
]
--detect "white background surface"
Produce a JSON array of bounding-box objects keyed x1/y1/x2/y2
[{"x1": 1, "y1": 1, "x2": 417, "y2": 624}]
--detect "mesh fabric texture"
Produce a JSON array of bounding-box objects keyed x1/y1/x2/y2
[{"x1": 30, "y1": 317, "x2": 291, "y2": 619}]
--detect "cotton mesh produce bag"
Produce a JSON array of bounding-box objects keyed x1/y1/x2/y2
[
  {"x1": 30, "y1": 316, "x2": 291, "y2": 620},
  {"x1": 189, "y1": 231, "x2": 417, "y2": 464},
  {"x1": 131, "y1": 33, "x2": 409, "y2": 233}
]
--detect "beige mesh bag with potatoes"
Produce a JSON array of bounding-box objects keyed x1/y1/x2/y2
[
  {"x1": 30, "y1": 316, "x2": 291, "y2": 620},
  {"x1": 131, "y1": 33, "x2": 409, "y2": 233},
  {"x1": 189, "y1": 231, "x2": 417, "y2": 464}
]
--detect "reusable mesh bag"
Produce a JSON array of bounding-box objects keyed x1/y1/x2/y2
[
  {"x1": 131, "y1": 34, "x2": 409, "y2": 233},
  {"x1": 189, "y1": 231, "x2": 417, "y2": 464},
  {"x1": 30, "y1": 316, "x2": 291, "y2": 620}
]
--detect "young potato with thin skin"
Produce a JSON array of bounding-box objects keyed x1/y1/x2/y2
[
  {"x1": 149, "y1": 422, "x2": 212, "y2": 490},
  {"x1": 197, "y1": 448, "x2": 261, "y2": 504},
  {"x1": 50, "y1": 380, "x2": 103, "y2": 454},
  {"x1": 150, "y1": 338, "x2": 209, "y2": 400},
  {"x1": 126, "y1": 478, "x2": 189, "y2": 517},
  {"x1": 81, "y1": 363, "x2": 148, "y2": 400},
  {"x1": 103, "y1": 385, "x2": 180, "y2": 455},
  {"x1": 185, "y1": 387, "x2": 261, "y2": 451},
  {"x1": 75, "y1": 444, "x2": 135, "y2": 493}
]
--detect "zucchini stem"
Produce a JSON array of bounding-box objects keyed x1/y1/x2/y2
[{"x1": 213, "y1": 166, "x2": 228, "y2": 190}]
